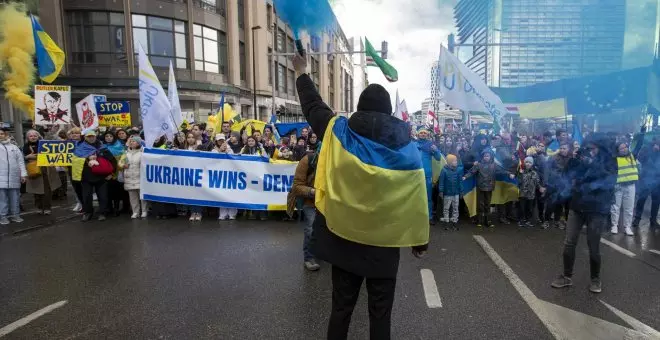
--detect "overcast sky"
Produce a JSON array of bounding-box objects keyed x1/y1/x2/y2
[{"x1": 332, "y1": 0, "x2": 658, "y2": 113}]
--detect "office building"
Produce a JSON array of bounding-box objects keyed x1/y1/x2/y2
[
  {"x1": 0, "y1": 0, "x2": 357, "y2": 128},
  {"x1": 453, "y1": 0, "x2": 626, "y2": 87}
]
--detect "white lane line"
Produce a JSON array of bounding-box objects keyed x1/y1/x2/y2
[
  {"x1": 600, "y1": 239, "x2": 637, "y2": 258},
  {"x1": 420, "y1": 269, "x2": 442, "y2": 308},
  {"x1": 649, "y1": 249, "x2": 660, "y2": 256},
  {"x1": 600, "y1": 300, "x2": 660, "y2": 338},
  {"x1": 0, "y1": 300, "x2": 68, "y2": 337}
]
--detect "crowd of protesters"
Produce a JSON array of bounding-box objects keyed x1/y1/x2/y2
[{"x1": 0, "y1": 121, "x2": 320, "y2": 226}]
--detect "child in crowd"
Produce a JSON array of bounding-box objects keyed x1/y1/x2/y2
[
  {"x1": 438, "y1": 154, "x2": 462, "y2": 230},
  {"x1": 277, "y1": 145, "x2": 294, "y2": 161},
  {"x1": 0, "y1": 128, "x2": 27, "y2": 225},
  {"x1": 211, "y1": 134, "x2": 238, "y2": 220},
  {"x1": 518, "y1": 157, "x2": 544, "y2": 228},
  {"x1": 119, "y1": 136, "x2": 147, "y2": 219},
  {"x1": 463, "y1": 149, "x2": 514, "y2": 228}
]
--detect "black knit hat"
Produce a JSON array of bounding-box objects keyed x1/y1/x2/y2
[{"x1": 357, "y1": 84, "x2": 392, "y2": 114}]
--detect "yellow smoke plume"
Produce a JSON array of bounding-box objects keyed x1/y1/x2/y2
[{"x1": 0, "y1": 3, "x2": 35, "y2": 117}]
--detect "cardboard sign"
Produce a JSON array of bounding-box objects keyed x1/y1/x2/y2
[
  {"x1": 96, "y1": 101, "x2": 131, "y2": 127},
  {"x1": 34, "y1": 85, "x2": 72, "y2": 126},
  {"x1": 36, "y1": 140, "x2": 76, "y2": 166}
]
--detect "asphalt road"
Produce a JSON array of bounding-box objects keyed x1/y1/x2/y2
[{"x1": 1, "y1": 212, "x2": 659, "y2": 339}]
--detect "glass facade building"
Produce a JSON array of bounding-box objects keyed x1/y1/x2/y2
[{"x1": 454, "y1": 0, "x2": 626, "y2": 88}]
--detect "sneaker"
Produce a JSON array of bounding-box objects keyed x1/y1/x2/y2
[
  {"x1": 476, "y1": 223, "x2": 483, "y2": 229},
  {"x1": 589, "y1": 278, "x2": 602, "y2": 293},
  {"x1": 141, "y1": 212, "x2": 148, "y2": 219},
  {"x1": 542, "y1": 221, "x2": 550, "y2": 229},
  {"x1": 72, "y1": 203, "x2": 82, "y2": 212},
  {"x1": 218, "y1": 215, "x2": 227, "y2": 220},
  {"x1": 555, "y1": 221, "x2": 565, "y2": 230},
  {"x1": 9, "y1": 216, "x2": 23, "y2": 223},
  {"x1": 624, "y1": 227, "x2": 634, "y2": 236},
  {"x1": 525, "y1": 221, "x2": 534, "y2": 228},
  {"x1": 98, "y1": 214, "x2": 106, "y2": 221},
  {"x1": 499, "y1": 217, "x2": 510, "y2": 225},
  {"x1": 43, "y1": 210, "x2": 52, "y2": 215},
  {"x1": 610, "y1": 227, "x2": 618, "y2": 234},
  {"x1": 195, "y1": 213, "x2": 202, "y2": 221},
  {"x1": 229, "y1": 216, "x2": 236, "y2": 220},
  {"x1": 82, "y1": 214, "x2": 92, "y2": 222},
  {"x1": 189, "y1": 214, "x2": 196, "y2": 222},
  {"x1": 0, "y1": 217, "x2": 9, "y2": 225},
  {"x1": 131, "y1": 213, "x2": 139, "y2": 219},
  {"x1": 304, "y1": 259, "x2": 320, "y2": 271},
  {"x1": 518, "y1": 221, "x2": 525, "y2": 227},
  {"x1": 551, "y1": 275, "x2": 573, "y2": 288}
]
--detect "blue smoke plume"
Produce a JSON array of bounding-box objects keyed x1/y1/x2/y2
[{"x1": 273, "y1": 0, "x2": 338, "y2": 38}]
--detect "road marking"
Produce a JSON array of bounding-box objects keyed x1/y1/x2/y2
[
  {"x1": 600, "y1": 300, "x2": 660, "y2": 338},
  {"x1": 600, "y1": 239, "x2": 636, "y2": 258},
  {"x1": 420, "y1": 269, "x2": 442, "y2": 308},
  {"x1": 0, "y1": 300, "x2": 68, "y2": 337},
  {"x1": 649, "y1": 249, "x2": 660, "y2": 256},
  {"x1": 473, "y1": 235, "x2": 656, "y2": 340}
]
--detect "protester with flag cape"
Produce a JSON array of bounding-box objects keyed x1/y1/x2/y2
[
  {"x1": 293, "y1": 50, "x2": 427, "y2": 340},
  {"x1": 415, "y1": 126, "x2": 443, "y2": 224}
]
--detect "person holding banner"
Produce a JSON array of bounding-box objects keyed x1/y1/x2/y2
[
  {"x1": 241, "y1": 136, "x2": 268, "y2": 221},
  {"x1": 23, "y1": 130, "x2": 61, "y2": 215},
  {"x1": 211, "y1": 134, "x2": 238, "y2": 220},
  {"x1": 0, "y1": 128, "x2": 27, "y2": 225}
]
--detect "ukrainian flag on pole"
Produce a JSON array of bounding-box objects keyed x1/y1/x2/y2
[{"x1": 30, "y1": 15, "x2": 65, "y2": 83}]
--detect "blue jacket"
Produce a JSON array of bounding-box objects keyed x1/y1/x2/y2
[
  {"x1": 439, "y1": 165, "x2": 462, "y2": 196},
  {"x1": 416, "y1": 140, "x2": 441, "y2": 180}
]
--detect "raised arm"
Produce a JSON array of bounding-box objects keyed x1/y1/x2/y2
[{"x1": 293, "y1": 53, "x2": 334, "y2": 140}]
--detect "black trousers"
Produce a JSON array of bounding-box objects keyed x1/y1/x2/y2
[
  {"x1": 519, "y1": 198, "x2": 534, "y2": 222},
  {"x1": 82, "y1": 180, "x2": 108, "y2": 215},
  {"x1": 477, "y1": 190, "x2": 493, "y2": 225},
  {"x1": 562, "y1": 210, "x2": 605, "y2": 280},
  {"x1": 634, "y1": 183, "x2": 660, "y2": 225},
  {"x1": 328, "y1": 265, "x2": 396, "y2": 340},
  {"x1": 544, "y1": 197, "x2": 569, "y2": 222},
  {"x1": 536, "y1": 193, "x2": 546, "y2": 222}
]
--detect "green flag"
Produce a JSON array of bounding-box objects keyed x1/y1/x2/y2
[{"x1": 365, "y1": 37, "x2": 398, "y2": 82}]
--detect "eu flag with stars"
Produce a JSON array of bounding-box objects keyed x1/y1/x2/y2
[{"x1": 565, "y1": 67, "x2": 650, "y2": 115}]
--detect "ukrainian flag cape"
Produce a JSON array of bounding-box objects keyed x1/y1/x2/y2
[
  {"x1": 461, "y1": 173, "x2": 519, "y2": 217},
  {"x1": 315, "y1": 116, "x2": 429, "y2": 247}
]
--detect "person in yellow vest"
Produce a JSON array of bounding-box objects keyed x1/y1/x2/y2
[
  {"x1": 610, "y1": 141, "x2": 642, "y2": 236},
  {"x1": 293, "y1": 52, "x2": 429, "y2": 340}
]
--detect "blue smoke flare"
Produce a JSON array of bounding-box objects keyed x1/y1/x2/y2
[{"x1": 273, "y1": 0, "x2": 338, "y2": 38}]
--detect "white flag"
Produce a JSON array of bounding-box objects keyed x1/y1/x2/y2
[
  {"x1": 437, "y1": 45, "x2": 506, "y2": 131},
  {"x1": 138, "y1": 45, "x2": 176, "y2": 147},
  {"x1": 168, "y1": 61, "x2": 183, "y2": 129},
  {"x1": 394, "y1": 99, "x2": 409, "y2": 122}
]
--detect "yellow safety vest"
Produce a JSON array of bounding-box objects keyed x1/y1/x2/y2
[{"x1": 616, "y1": 156, "x2": 639, "y2": 183}]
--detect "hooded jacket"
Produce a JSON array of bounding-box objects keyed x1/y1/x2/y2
[
  {"x1": 570, "y1": 134, "x2": 617, "y2": 215},
  {"x1": 0, "y1": 139, "x2": 27, "y2": 189},
  {"x1": 465, "y1": 149, "x2": 506, "y2": 191},
  {"x1": 438, "y1": 164, "x2": 462, "y2": 196},
  {"x1": 296, "y1": 73, "x2": 422, "y2": 279}
]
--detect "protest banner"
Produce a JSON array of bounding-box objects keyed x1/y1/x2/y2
[
  {"x1": 75, "y1": 94, "x2": 105, "y2": 129},
  {"x1": 34, "y1": 85, "x2": 71, "y2": 126},
  {"x1": 36, "y1": 140, "x2": 76, "y2": 166},
  {"x1": 140, "y1": 148, "x2": 297, "y2": 210},
  {"x1": 96, "y1": 101, "x2": 132, "y2": 127}
]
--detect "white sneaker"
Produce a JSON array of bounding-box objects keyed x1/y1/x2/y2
[
  {"x1": 218, "y1": 215, "x2": 227, "y2": 220},
  {"x1": 195, "y1": 213, "x2": 202, "y2": 221},
  {"x1": 229, "y1": 216, "x2": 236, "y2": 220},
  {"x1": 0, "y1": 217, "x2": 9, "y2": 225},
  {"x1": 189, "y1": 213, "x2": 196, "y2": 222},
  {"x1": 610, "y1": 227, "x2": 618, "y2": 234},
  {"x1": 141, "y1": 212, "x2": 148, "y2": 219},
  {"x1": 131, "y1": 213, "x2": 139, "y2": 219},
  {"x1": 625, "y1": 227, "x2": 634, "y2": 236},
  {"x1": 9, "y1": 216, "x2": 23, "y2": 223},
  {"x1": 72, "y1": 203, "x2": 82, "y2": 212}
]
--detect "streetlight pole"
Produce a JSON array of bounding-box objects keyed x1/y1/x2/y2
[{"x1": 251, "y1": 25, "x2": 261, "y2": 120}]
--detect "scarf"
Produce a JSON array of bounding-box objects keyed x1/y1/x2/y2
[
  {"x1": 105, "y1": 140, "x2": 125, "y2": 157},
  {"x1": 74, "y1": 141, "x2": 106, "y2": 158}
]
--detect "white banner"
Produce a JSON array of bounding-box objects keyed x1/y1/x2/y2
[
  {"x1": 437, "y1": 45, "x2": 507, "y2": 130},
  {"x1": 138, "y1": 44, "x2": 176, "y2": 147},
  {"x1": 140, "y1": 148, "x2": 297, "y2": 210}
]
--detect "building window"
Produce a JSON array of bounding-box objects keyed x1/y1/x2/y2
[
  {"x1": 278, "y1": 64, "x2": 286, "y2": 93},
  {"x1": 239, "y1": 42, "x2": 246, "y2": 81},
  {"x1": 277, "y1": 30, "x2": 285, "y2": 52},
  {"x1": 66, "y1": 11, "x2": 126, "y2": 65},
  {"x1": 266, "y1": 4, "x2": 272, "y2": 29},
  {"x1": 133, "y1": 14, "x2": 187, "y2": 68},
  {"x1": 218, "y1": 31, "x2": 228, "y2": 74},
  {"x1": 288, "y1": 69, "x2": 295, "y2": 95},
  {"x1": 237, "y1": 0, "x2": 245, "y2": 29},
  {"x1": 268, "y1": 48, "x2": 273, "y2": 85},
  {"x1": 193, "y1": 0, "x2": 226, "y2": 17},
  {"x1": 287, "y1": 37, "x2": 294, "y2": 53}
]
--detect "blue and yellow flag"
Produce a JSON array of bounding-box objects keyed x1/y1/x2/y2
[
  {"x1": 461, "y1": 174, "x2": 519, "y2": 218},
  {"x1": 30, "y1": 15, "x2": 65, "y2": 84},
  {"x1": 315, "y1": 117, "x2": 429, "y2": 247},
  {"x1": 431, "y1": 154, "x2": 447, "y2": 185}
]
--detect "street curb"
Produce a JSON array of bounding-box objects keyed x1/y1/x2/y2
[{"x1": 6, "y1": 213, "x2": 80, "y2": 236}]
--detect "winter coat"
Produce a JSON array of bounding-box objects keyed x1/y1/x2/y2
[
  {"x1": 77, "y1": 141, "x2": 118, "y2": 183},
  {"x1": 296, "y1": 73, "x2": 425, "y2": 279},
  {"x1": 570, "y1": 135, "x2": 617, "y2": 215},
  {"x1": 22, "y1": 142, "x2": 62, "y2": 194},
  {"x1": 518, "y1": 169, "x2": 540, "y2": 200},
  {"x1": 438, "y1": 165, "x2": 462, "y2": 196},
  {"x1": 465, "y1": 159, "x2": 505, "y2": 192},
  {"x1": 415, "y1": 140, "x2": 442, "y2": 181},
  {"x1": 0, "y1": 140, "x2": 27, "y2": 189},
  {"x1": 637, "y1": 147, "x2": 660, "y2": 188},
  {"x1": 544, "y1": 154, "x2": 572, "y2": 202},
  {"x1": 119, "y1": 148, "x2": 143, "y2": 190}
]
